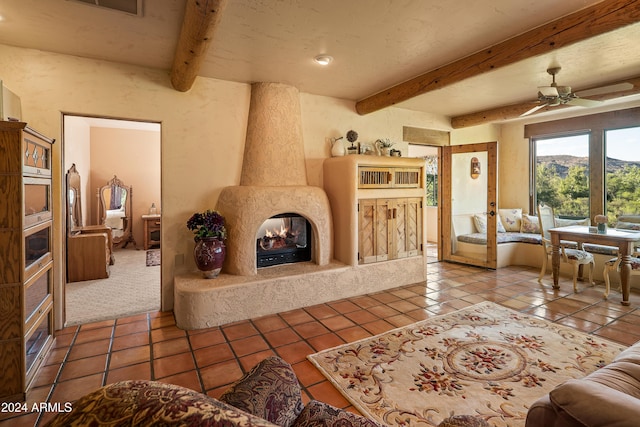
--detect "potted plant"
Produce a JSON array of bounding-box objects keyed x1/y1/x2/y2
[
  {"x1": 376, "y1": 138, "x2": 394, "y2": 156},
  {"x1": 187, "y1": 209, "x2": 226, "y2": 278},
  {"x1": 346, "y1": 130, "x2": 359, "y2": 154}
]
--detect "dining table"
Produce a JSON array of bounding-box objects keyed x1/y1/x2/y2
[{"x1": 549, "y1": 225, "x2": 640, "y2": 305}]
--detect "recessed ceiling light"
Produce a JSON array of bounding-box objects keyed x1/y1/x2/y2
[{"x1": 314, "y1": 55, "x2": 333, "y2": 66}]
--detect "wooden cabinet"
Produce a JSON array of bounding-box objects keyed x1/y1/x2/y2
[
  {"x1": 323, "y1": 155, "x2": 426, "y2": 267},
  {"x1": 359, "y1": 197, "x2": 423, "y2": 264},
  {"x1": 0, "y1": 121, "x2": 55, "y2": 401}
]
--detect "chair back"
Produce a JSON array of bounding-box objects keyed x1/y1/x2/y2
[{"x1": 537, "y1": 204, "x2": 556, "y2": 241}]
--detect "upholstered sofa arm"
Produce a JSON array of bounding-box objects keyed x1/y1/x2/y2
[
  {"x1": 546, "y1": 378, "x2": 640, "y2": 427},
  {"x1": 219, "y1": 356, "x2": 304, "y2": 427},
  {"x1": 44, "y1": 380, "x2": 280, "y2": 427}
]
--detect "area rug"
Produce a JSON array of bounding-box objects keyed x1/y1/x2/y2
[
  {"x1": 146, "y1": 249, "x2": 160, "y2": 266},
  {"x1": 308, "y1": 301, "x2": 626, "y2": 427}
]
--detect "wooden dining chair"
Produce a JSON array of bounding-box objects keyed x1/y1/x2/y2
[
  {"x1": 602, "y1": 254, "x2": 640, "y2": 299},
  {"x1": 537, "y1": 204, "x2": 594, "y2": 291}
]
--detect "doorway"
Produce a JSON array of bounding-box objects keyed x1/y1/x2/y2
[
  {"x1": 62, "y1": 115, "x2": 161, "y2": 326},
  {"x1": 408, "y1": 144, "x2": 440, "y2": 263},
  {"x1": 442, "y1": 142, "x2": 498, "y2": 269}
]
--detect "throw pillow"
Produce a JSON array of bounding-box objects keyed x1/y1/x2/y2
[
  {"x1": 219, "y1": 356, "x2": 304, "y2": 427},
  {"x1": 616, "y1": 221, "x2": 640, "y2": 231},
  {"x1": 473, "y1": 213, "x2": 506, "y2": 234},
  {"x1": 555, "y1": 217, "x2": 590, "y2": 227},
  {"x1": 499, "y1": 208, "x2": 522, "y2": 232},
  {"x1": 292, "y1": 400, "x2": 385, "y2": 427},
  {"x1": 520, "y1": 214, "x2": 540, "y2": 234},
  {"x1": 438, "y1": 415, "x2": 491, "y2": 427}
]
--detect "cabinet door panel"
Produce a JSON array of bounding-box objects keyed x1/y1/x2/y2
[
  {"x1": 405, "y1": 198, "x2": 422, "y2": 257},
  {"x1": 375, "y1": 199, "x2": 390, "y2": 261},
  {"x1": 358, "y1": 200, "x2": 377, "y2": 264},
  {"x1": 394, "y1": 199, "x2": 407, "y2": 258}
]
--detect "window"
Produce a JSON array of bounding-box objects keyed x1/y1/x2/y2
[
  {"x1": 605, "y1": 126, "x2": 640, "y2": 218},
  {"x1": 526, "y1": 107, "x2": 640, "y2": 222},
  {"x1": 533, "y1": 134, "x2": 590, "y2": 217},
  {"x1": 424, "y1": 155, "x2": 438, "y2": 207}
]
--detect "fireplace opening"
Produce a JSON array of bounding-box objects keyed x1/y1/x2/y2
[{"x1": 256, "y1": 213, "x2": 311, "y2": 268}]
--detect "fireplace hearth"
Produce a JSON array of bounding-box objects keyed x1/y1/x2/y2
[{"x1": 256, "y1": 213, "x2": 311, "y2": 268}]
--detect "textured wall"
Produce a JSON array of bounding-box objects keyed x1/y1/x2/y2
[{"x1": 241, "y1": 82, "x2": 308, "y2": 186}]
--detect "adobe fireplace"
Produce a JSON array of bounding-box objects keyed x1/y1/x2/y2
[
  {"x1": 256, "y1": 213, "x2": 312, "y2": 268},
  {"x1": 215, "y1": 82, "x2": 332, "y2": 276}
]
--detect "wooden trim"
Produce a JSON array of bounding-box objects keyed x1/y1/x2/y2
[
  {"x1": 524, "y1": 106, "x2": 640, "y2": 137},
  {"x1": 403, "y1": 126, "x2": 450, "y2": 146},
  {"x1": 356, "y1": 0, "x2": 640, "y2": 115},
  {"x1": 170, "y1": 0, "x2": 228, "y2": 92},
  {"x1": 452, "y1": 76, "x2": 640, "y2": 128}
]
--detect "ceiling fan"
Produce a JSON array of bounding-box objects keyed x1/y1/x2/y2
[{"x1": 521, "y1": 67, "x2": 604, "y2": 116}]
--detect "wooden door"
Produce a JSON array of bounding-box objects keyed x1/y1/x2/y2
[{"x1": 442, "y1": 142, "x2": 498, "y2": 269}]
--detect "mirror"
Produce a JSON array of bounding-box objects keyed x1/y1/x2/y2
[
  {"x1": 98, "y1": 175, "x2": 136, "y2": 248},
  {"x1": 66, "y1": 164, "x2": 83, "y2": 232}
]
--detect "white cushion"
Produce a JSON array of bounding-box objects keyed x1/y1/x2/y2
[{"x1": 499, "y1": 208, "x2": 522, "y2": 232}]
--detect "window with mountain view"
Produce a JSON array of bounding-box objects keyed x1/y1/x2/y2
[
  {"x1": 605, "y1": 126, "x2": 640, "y2": 219},
  {"x1": 533, "y1": 133, "x2": 590, "y2": 218},
  {"x1": 528, "y1": 108, "x2": 640, "y2": 223}
]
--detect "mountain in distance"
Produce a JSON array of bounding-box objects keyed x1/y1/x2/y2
[{"x1": 538, "y1": 155, "x2": 640, "y2": 178}]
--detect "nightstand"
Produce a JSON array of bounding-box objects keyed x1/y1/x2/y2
[{"x1": 141, "y1": 214, "x2": 161, "y2": 250}]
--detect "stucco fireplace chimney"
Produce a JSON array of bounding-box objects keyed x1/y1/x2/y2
[{"x1": 216, "y1": 82, "x2": 332, "y2": 276}]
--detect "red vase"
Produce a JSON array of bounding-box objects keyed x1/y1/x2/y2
[{"x1": 194, "y1": 237, "x2": 226, "y2": 278}]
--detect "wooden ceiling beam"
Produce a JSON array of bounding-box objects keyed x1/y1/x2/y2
[
  {"x1": 170, "y1": 0, "x2": 227, "y2": 92},
  {"x1": 450, "y1": 75, "x2": 640, "y2": 128},
  {"x1": 355, "y1": 0, "x2": 640, "y2": 115}
]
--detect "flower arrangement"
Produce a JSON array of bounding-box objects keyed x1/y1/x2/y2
[
  {"x1": 376, "y1": 138, "x2": 394, "y2": 149},
  {"x1": 187, "y1": 210, "x2": 226, "y2": 241},
  {"x1": 594, "y1": 214, "x2": 608, "y2": 224}
]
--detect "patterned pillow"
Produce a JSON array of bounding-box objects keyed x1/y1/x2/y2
[
  {"x1": 555, "y1": 217, "x2": 590, "y2": 227},
  {"x1": 292, "y1": 400, "x2": 385, "y2": 427},
  {"x1": 521, "y1": 214, "x2": 540, "y2": 234},
  {"x1": 219, "y1": 356, "x2": 304, "y2": 427},
  {"x1": 499, "y1": 208, "x2": 522, "y2": 232},
  {"x1": 616, "y1": 221, "x2": 640, "y2": 231},
  {"x1": 473, "y1": 213, "x2": 506, "y2": 233},
  {"x1": 45, "y1": 380, "x2": 280, "y2": 427},
  {"x1": 438, "y1": 415, "x2": 491, "y2": 427}
]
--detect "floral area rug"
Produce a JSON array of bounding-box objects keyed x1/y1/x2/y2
[
  {"x1": 146, "y1": 249, "x2": 160, "y2": 267},
  {"x1": 307, "y1": 301, "x2": 626, "y2": 427}
]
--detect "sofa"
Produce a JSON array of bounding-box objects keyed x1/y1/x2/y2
[
  {"x1": 453, "y1": 210, "x2": 640, "y2": 282},
  {"x1": 451, "y1": 209, "x2": 547, "y2": 268},
  {"x1": 44, "y1": 355, "x2": 493, "y2": 427},
  {"x1": 525, "y1": 339, "x2": 640, "y2": 427},
  {"x1": 45, "y1": 356, "x2": 385, "y2": 427}
]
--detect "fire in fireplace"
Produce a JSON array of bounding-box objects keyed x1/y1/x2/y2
[{"x1": 256, "y1": 213, "x2": 311, "y2": 268}]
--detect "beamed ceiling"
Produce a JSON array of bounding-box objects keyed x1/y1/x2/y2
[{"x1": 1, "y1": 0, "x2": 639, "y2": 128}]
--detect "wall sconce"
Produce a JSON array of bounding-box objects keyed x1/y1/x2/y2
[{"x1": 470, "y1": 157, "x2": 481, "y2": 179}]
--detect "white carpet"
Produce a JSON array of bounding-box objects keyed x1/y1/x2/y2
[{"x1": 66, "y1": 248, "x2": 161, "y2": 326}]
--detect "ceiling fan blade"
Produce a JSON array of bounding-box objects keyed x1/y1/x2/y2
[
  {"x1": 576, "y1": 82, "x2": 634, "y2": 97},
  {"x1": 566, "y1": 97, "x2": 602, "y2": 107},
  {"x1": 520, "y1": 103, "x2": 548, "y2": 117},
  {"x1": 538, "y1": 86, "x2": 559, "y2": 97}
]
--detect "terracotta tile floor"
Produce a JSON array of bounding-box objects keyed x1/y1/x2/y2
[{"x1": 5, "y1": 262, "x2": 640, "y2": 426}]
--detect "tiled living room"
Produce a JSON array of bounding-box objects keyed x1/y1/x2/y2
[{"x1": 5, "y1": 261, "x2": 640, "y2": 426}]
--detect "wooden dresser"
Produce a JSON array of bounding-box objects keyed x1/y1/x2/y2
[
  {"x1": 142, "y1": 214, "x2": 161, "y2": 249},
  {"x1": 0, "y1": 121, "x2": 56, "y2": 401}
]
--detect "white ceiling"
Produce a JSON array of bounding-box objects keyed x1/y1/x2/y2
[{"x1": 1, "y1": 0, "x2": 639, "y2": 122}]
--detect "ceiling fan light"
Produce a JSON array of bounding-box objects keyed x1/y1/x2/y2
[
  {"x1": 557, "y1": 85, "x2": 572, "y2": 96},
  {"x1": 314, "y1": 55, "x2": 333, "y2": 66}
]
